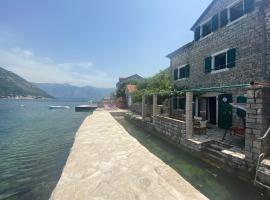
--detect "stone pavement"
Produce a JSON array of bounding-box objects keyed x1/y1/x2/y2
[{"x1": 50, "y1": 110, "x2": 207, "y2": 200}]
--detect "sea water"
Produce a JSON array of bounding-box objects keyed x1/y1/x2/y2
[{"x1": 0, "y1": 99, "x2": 89, "y2": 200}]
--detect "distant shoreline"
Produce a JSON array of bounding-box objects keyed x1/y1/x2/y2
[{"x1": 0, "y1": 96, "x2": 52, "y2": 100}]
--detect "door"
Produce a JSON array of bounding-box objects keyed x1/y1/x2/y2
[
  {"x1": 218, "y1": 94, "x2": 232, "y2": 129},
  {"x1": 209, "y1": 97, "x2": 216, "y2": 124}
]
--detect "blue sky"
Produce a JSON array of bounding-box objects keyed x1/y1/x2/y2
[{"x1": 0, "y1": 0, "x2": 211, "y2": 88}]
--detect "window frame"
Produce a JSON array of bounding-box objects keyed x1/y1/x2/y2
[
  {"x1": 174, "y1": 64, "x2": 189, "y2": 80},
  {"x1": 211, "y1": 48, "x2": 230, "y2": 73},
  {"x1": 202, "y1": 20, "x2": 212, "y2": 37},
  {"x1": 229, "y1": 0, "x2": 244, "y2": 23}
]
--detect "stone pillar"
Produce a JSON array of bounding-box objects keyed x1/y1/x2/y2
[
  {"x1": 185, "y1": 92, "x2": 193, "y2": 139},
  {"x1": 153, "y1": 94, "x2": 158, "y2": 123},
  {"x1": 142, "y1": 95, "x2": 146, "y2": 120},
  {"x1": 245, "y1": 87, "x2": 270, "y2": 166}
]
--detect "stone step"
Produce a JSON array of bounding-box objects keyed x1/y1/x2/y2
[
  {"x1": 261, "y1": 157, "x2": 270, "y2": 171},
  {"x1": 256, "y1": 166, "x2": 270, "y2": 187}
]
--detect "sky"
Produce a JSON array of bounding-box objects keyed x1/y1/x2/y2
[{"x1": 0, "y1": 0, "x2": 212, "y2": 88}]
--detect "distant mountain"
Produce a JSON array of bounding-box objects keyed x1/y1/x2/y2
[
  {"x1": 0, "y1": 67, "x2": 53, "y2": 98},
  {"x1": 35, "y1": 83, "x2": 115, "y2": 100}
]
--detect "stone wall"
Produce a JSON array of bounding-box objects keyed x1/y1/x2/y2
[
  {"x1": 265, "y1": 0, "x2": 270, "y2": 77},
  {"x1": 245, "y1": 87, "x2": 270, "y2": 166},
  {"x1": 154, "y1": 115, "x2": 186, "y2": 145},
  {"x1": 130, "y1": 103, "x2": 153, "y2": 116},
  {"x1": 170, "y1": 0, "x2": 266, "y2": 89}
]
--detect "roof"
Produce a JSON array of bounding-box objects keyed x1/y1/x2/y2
[
  {"x1": 166, "y1": 42, "x2": 194, "y2": 58},
  {"x1": 126, "y1": 85, "x2": 137, "y2": 94},
  {"x1": 190, "y1": 0, "x2": 217, "y2": 31}
]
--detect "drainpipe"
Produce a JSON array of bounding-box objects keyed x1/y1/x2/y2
[{"x1": 260, "y1": 0, "x2": 269, "y2": 80}]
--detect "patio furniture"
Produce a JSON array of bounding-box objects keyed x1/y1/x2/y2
[
  {"x1": 193, "y1": 118, "x2": 207, "y2": 135},
  {"x1": 222, "y1": 126, "x2": 245, "y2": 141}
]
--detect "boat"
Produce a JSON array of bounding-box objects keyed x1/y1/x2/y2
[
  {"x1": 75, "y1": 105, "x2": 98, "y2": 112},
  {"x1": 49, "y1": 106, "x2": 70, "y2": 109}
]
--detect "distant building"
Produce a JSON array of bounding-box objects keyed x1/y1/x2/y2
[
  {"x1": 125, "y1": 85, "x2": 137, "y2": 107},
  {"x1": 116, "y1": 74, "x2": 143, "y2": 88}
]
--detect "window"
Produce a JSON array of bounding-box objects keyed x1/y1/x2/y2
[
  {"x1": 174, "y1": 65, "x2": 189, "y2": 80},
  {"x1": 202, "y1": 21, "x2": 212, "y2": 37},
  {"x1": 178, "y1": 98, "x2": 186, "y2": 110},
  {"x1": 204, "y1": 48, "x2": 236, "y2": 73},
  {"x1": 214, "y1": 53, "x2": 227, "y2": 70},
  {"x1": 230, "y1": 1, "x2": 244, "y2": 22},
  {"x1": 179, "y1": 65, "x2": 190, "y2": 79}
]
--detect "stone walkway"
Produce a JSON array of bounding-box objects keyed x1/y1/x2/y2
[{"x1": 50, "y1": 110, "x2": 207, "y2": 200}]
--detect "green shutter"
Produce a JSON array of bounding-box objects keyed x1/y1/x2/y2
[
  {"x1": 185, "y1": 65, "x2": 190, "y2": 78},
  {"x1": 227, "y1": 48, "x2": 236, "y2": 68},
  {"x1": 194, "y1": 27, "x2": 201, "y2": 41},
  {"x1": 236, "y1": 96, "x2": 247, "y2": 118},
  {"x1": 211, "y1": 14, "x2": 219, "y2": 32},
  {"x1": 204, "y1": 57, "x2": 212, "y2": 73},
  {"x1": 220, "y1": 9, "x2": 228, "y2": 28},
  {"x1": 173, "y1": 68, "x2": 178, "y2": 80},
  {"x1": 173, "y1": 97, "x2": 178, "y2": 109},
  {"x1": 244, "y1": 0, "x2": 254, "y2": 14}
]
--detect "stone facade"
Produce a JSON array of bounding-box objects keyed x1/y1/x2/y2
[
  {"x1": 169, "y1": 0, "x2": 270, "y2": 89},
  {"x1": 245, "y1": 87, "x2": 270, "y2": 165},
  {"x1": 129, "y1": 102, "x2": 152, "y2": 116}
]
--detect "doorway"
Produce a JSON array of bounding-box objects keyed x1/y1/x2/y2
[{"x1": 208, "y1": 97, "x2": 216, "y2": 124}]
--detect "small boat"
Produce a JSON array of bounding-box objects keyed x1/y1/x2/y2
[
  {"x1": 75, "y1": 105, "x2": 98, "y2": 112},
  {"x1": 49, "y1": 106, "x2": 70, "y2": 109}
]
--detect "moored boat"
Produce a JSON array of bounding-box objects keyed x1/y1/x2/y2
[{"x1": 49, "y1": 106, "x2": 70, "y2": 109}]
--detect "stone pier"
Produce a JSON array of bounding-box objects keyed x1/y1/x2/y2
[{"x1": 50, "y1": 110, "x2": 207, "y2": 200}]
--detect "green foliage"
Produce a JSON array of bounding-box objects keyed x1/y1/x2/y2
[{"x1": 116, "y1": 79, "x2": 139, "y2": 98}]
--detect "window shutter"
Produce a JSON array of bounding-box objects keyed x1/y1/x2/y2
[
  {"x1": 211, "y1": 14, "x2": 219, "y2": 32},
  {"x1": 220, "y1": 9, "x2": 228, "y2": 27},
  {"x1": 244, "y1": 0, "x2": 254, "y2": 14},
  {"x1": 236, "y1": 96, "x2": 247, "y2": 118},
  {"x1": 173, "y1": 68, "x2": 178, "y2": 80},
  {"x1": 173, "y1": 97, "x2": 178, "y2": 109},
  {"x1": 227, "y1": 48, "x2": 236, "y2": 68},
  {"x1": 204, "y1": 57, "x2": 212, "y2": 73},
  {"x1": 185, "y1": 65, "x2": 190, "y2": 78},
  {"x1": 194, "y1": 26, "x2": 201, "y2": 41}
]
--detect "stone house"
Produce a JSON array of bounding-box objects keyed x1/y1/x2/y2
[
  {"x1": 126, "y1": 0, "x2": 270, "y2": 191},
  {"x1": 168, "y1": 0, "x2": 270, "y2": 129}
]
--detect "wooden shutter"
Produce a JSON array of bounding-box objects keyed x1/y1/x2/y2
[
  {"x1": 185, "y1": 65, "x2": 190, "y2": 78},
  {"x1": 211, "y1": 14, "x2": 219, "y2": 32},
  {"x1": 204, "y1": 57, "x2": 212, "y2": 73},
  {"x1": 194, "y1": 26, "x2": 201, "y2": 41},
  {"x1": 227, "y1": 48, "x2": 236, "y2": 68},
  {"x1": 173, "y1": 68, "x2": 178, "y2": 80},
  {"x1": 244, "y1": 0, "x2": 254, "y2": 14},
  {"x1": 220, "y1": 9, "x2": 228, "y2": 28}
]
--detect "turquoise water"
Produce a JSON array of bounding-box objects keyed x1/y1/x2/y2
[
  {"x1": 115, "y1": 117, "x2": 268, "y2": 200},
  {"x1": 0, "y1": 99, "x2": 89, "y2": 200}
]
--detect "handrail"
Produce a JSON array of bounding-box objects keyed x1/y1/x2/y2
[
  {"x1": 254, "y1": 153, "x2": 265, "y2": 185},
  {"x1": 259, "y1": 126, "x2": 270, "y2": 140}
]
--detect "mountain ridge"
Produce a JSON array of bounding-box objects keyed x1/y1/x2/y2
[
  {"x1": 0, "y1": 67, "x2": 53, "y2": 98},
  {"x1": 34, "y1": 83, "x2": 115, "y2": 100}
]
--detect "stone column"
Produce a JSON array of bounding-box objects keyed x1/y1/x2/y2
[
  {"x1": 142, "y1": 95, "x2": 146, "y2": 120},
  {"x1": 245, "y1": 87, "x2": 270, "y2": 166},
  {"x1": 153, "y1": 94, "x2": 158, "y2": 123},
  {"x1": 185, "y1": 92, "x2": 193, "y2": 139}
]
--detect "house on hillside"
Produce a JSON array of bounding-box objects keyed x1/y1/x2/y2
[
  {"x1": 116, "y1": 74, "x2": 143, "y2": 88},
  {"x1": 125, "y1": 85, "x2": 137, "y2": 107}
]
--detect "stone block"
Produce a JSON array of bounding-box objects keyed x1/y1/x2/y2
[{"x1": 247, "y1": 90, "x2": 255, "y2": 98}]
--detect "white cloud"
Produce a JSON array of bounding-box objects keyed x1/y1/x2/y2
[{"x1": 0, "y1": 47, "x2": 115, "y2": 88}]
